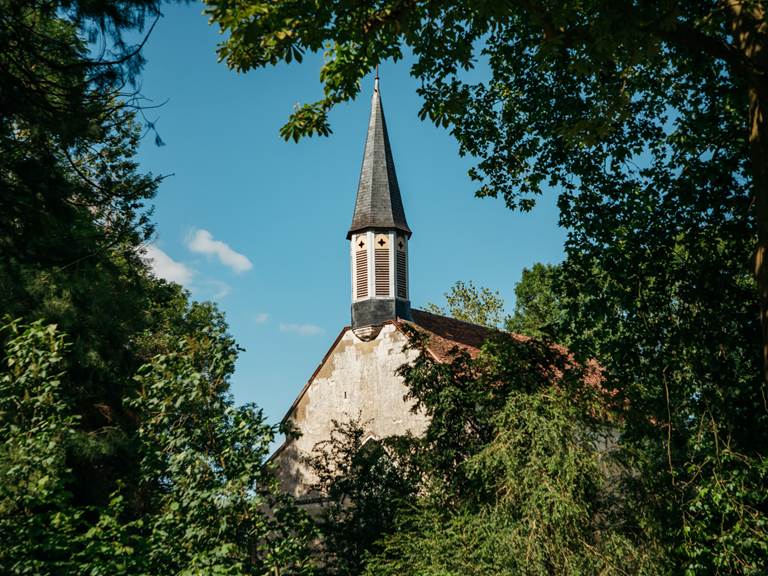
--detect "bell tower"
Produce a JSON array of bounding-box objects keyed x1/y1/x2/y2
[{"x1": 348, "y1": 76, "x2": 412, "y2": 329}]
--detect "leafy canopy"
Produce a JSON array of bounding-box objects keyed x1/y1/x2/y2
[
  {"x1": 206, "y1": 2, "x2": 768, "y2": 572},
  {"x1": 308, "y1": 418, "x2": 419, "y2": 576},
  {"x1": 426, "y1": 267, "x2": 566, "y2": 341},
  {"x1": 307, "y1": 328, "x2": 658, "y2": 575},
  {"x1": 425, "y1": 280, "x2": 506, "y2": 329},
  {"x1": 1, "y1": 1, "x2": 317, "y2": 573},
  {"x1": 0, "y1": 318, "x2": 316, "y2": 575},
  {"x1": 506, "y1": 263, "x2": 565, "y2": 341}
]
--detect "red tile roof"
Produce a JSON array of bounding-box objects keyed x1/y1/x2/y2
[
  {"x1": 400, "y1": 309, "x2": 604, "y2": 391},
  {"x1": 270, "y1": 310, "x2": 610, "y2": 465},
  {"x1": 398, "y1": 309, "x2": 520, "y2": 362},
  {"x1": 277, "y1": 310, "x2": 607, "y2": 431}
]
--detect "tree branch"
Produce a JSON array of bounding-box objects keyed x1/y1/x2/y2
[{"x1": 657, "y1": 21, "x2": 762, "y2": 80}]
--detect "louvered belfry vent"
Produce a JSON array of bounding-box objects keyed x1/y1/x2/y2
[
  {"x1": 396, "y1": 249, "x2": 407, "y2": 299},
  {"x1": 375, "y1": 248, "x2": 390, "y2": 296},
  {"x1": 356, "y1": 249, "x2": 368, "y2": 299}
]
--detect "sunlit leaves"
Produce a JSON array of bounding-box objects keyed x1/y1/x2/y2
[
  {"x1": 425, "y1": 280, "x2": 506, "y2": 329},
  {"x1": 0, "y1": 319, "x2": 316, "y2": 575},
  {"x1": 280, "y1": 102, "x2": 333, "y2": 142}
]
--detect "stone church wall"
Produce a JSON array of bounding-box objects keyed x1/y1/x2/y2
[{"x1": 274, "y1": 324, "x2": 429, "y2": 499}]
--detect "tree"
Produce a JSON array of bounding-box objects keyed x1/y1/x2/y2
[
  {"x1": 505, "y1": 263, "x2": 565, "y2": 341},
  {"x1": 307, "y1": 418, "x2": 419, "y2": 576},
  {"x1": 304, "y1": 328, "x2": 657, "y2": 575},
  {"x1": 1, "y1": 2, "x2": 317, "y2": 572},
  {"x1": 204, "y1": 0, "x2": 768, "y2": 383},
  {"x1": 205, "y1": 2, "x2": 768, "y2": 571},
  {"x1": 1, "y1": 0, "x2": 163, "y2": 268},
  {"x1": 0, "y1": 320, "x2": 81, "y2": 574},
  {"x1": 0, "y1": 318, "x2": 316, "y2": 575},
  {"x1": 425, "y1": 280, "x2": 506, "y2": 329},
  {"x1": 426, "y1": 270, "x2": 567, "y2": 340},
  {"x1": 365, "y1": 389, "x2": 660, "y2": 576},
  {"x1": 0, "y1": 0, "x2": 165, "y2": 510},
  {"x1": 395, "y1": 325, "x2": 609, "y2": 500}
]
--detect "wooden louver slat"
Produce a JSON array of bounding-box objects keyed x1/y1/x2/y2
[
  {"x1": 356, "y1": 250, "x2": 368, "y2": 299},
  {"x1": 396, "y1": 250, "x2": 407, "y2": 299},
  {"x1": 375, "y1": 248, "x2": 389, "y2": 296}
]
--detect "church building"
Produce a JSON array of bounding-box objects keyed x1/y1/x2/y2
[{"x1": 273, "y1": 77, "x2": 496, "y2": 499}]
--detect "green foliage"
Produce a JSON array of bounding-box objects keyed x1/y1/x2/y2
[
  {"x1": 506, "y1": 263, "x2": 565, "y2": 342},
  {"x1": 562, "y1": 214, "x2": 767, "y2": 573},
  {"x1": 0, "y1": 319, "x2": 80, "y2": 574},
  {"x1": 309, "y1": 332, "x2": 657, "y2": 575},
  {"x1": 308, "y1": 418, "x2": 419, "y2": 576},
  {"x1": 207, "y1": 2, "x2": 768, "y2": 572},
  {"x1": 128, "y1": 328, "x2": 316, "y2": 575},
  {"x1": 366, "y1": 389, "x2": 660, "y2": 576},
  {"x1": 425, "y1": 268, "x2": 566, "y2": 341},
  {"x1": 0, "y1": 2, "x2": 166, "y2": 509},
  {"x1": 0, "y1": 319, "x2": 316, "y2": 575},
  {"x1": 397, "y1": 326, "x2": 603, "y2": 503},
  {"x1": 1, "y1": 0, "x2": 163, "y2": 260},
  {"x1": 680, "y1": 449, "x2": 768, "y2": 575},
  {"x1": 425, "y1": 280, "x2": 505, "y2": 329},
  {"x1": 204, "y1": 0, "x2": 406, "y2": 141},
  {"x1": 1, "y1": 2, "x2": 317, "y2": 572}
]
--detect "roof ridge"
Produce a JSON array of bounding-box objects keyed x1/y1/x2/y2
[{"x1": 408, "y1": 307, "x2": 505, "y2": 333}]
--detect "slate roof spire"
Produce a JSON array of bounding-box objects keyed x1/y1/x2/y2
[{"x1": 347, "y1": 76, "x2": 411, "y2": 239}]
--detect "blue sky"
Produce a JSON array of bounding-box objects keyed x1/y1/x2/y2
[{"x1": 135, "y1": 1, "x2": 566, "y2": 425}]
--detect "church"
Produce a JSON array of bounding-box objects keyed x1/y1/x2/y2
[{"x1": 272, "y1": 77, "x2": 497, "y2": 499}]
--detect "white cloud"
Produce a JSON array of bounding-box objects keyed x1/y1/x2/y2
[
  {"x1": 186, "y1": 229, "x2": 252, "y2": 273},
  {"x1": 279, "y1": 323, "x2": 324, "y2": 336},
  {"x1": 255, "y1": 313, "x2": 270, "y2": 324},
  {"x1": 143, "y1": 244, "x2": 194, "y2": 286},
  {"x1": 203, "y1": 280, "x2": 231, "y2": 300}
]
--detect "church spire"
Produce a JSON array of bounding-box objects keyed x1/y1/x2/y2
[
  {"x1": 349, "y1": 77, "x2": 412, "y2": 331},
  {"x1": 347, "y1": 75, "x2": 411, "y2": 240}
]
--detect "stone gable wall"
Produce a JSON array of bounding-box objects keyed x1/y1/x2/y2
[{"x1": 274, "y1": 324, "x2": 429, "y2": 498}]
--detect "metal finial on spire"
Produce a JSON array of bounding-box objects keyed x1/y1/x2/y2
[{"x1": 375, "y1": 64, "x2": 379, "y2": 91}]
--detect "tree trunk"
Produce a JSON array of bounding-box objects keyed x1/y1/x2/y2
[
  {"x1": 750, "y1": 84, "x2": 768, "y2": 388},
  {"x1": 725, "y1": 1, "x2": 768, "y2": 387}
]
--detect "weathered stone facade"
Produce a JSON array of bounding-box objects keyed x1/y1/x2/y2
[
  {"x1": 273, "y1": 323, "x2": 429, "y2": 499},
  {"x1": 271, "y1": 309, "x2": 500, "y2": 499}
]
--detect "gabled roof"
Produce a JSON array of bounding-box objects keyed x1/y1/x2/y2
[
  {"x1": 269, "y1": 309, "x2": 606, "y2": 464},
  {"x1": 347, "y1": 78, "x2": 411, "y2": 239},
  {"x1": 278, "y1": 309, "x2": 498, "y2": 427},
  {"x1": 405, "y1": 310, "x2": 603, "y2": 389},
  {"x1": 402, "y1": 309, "x2": 511, "y2": 362}
]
